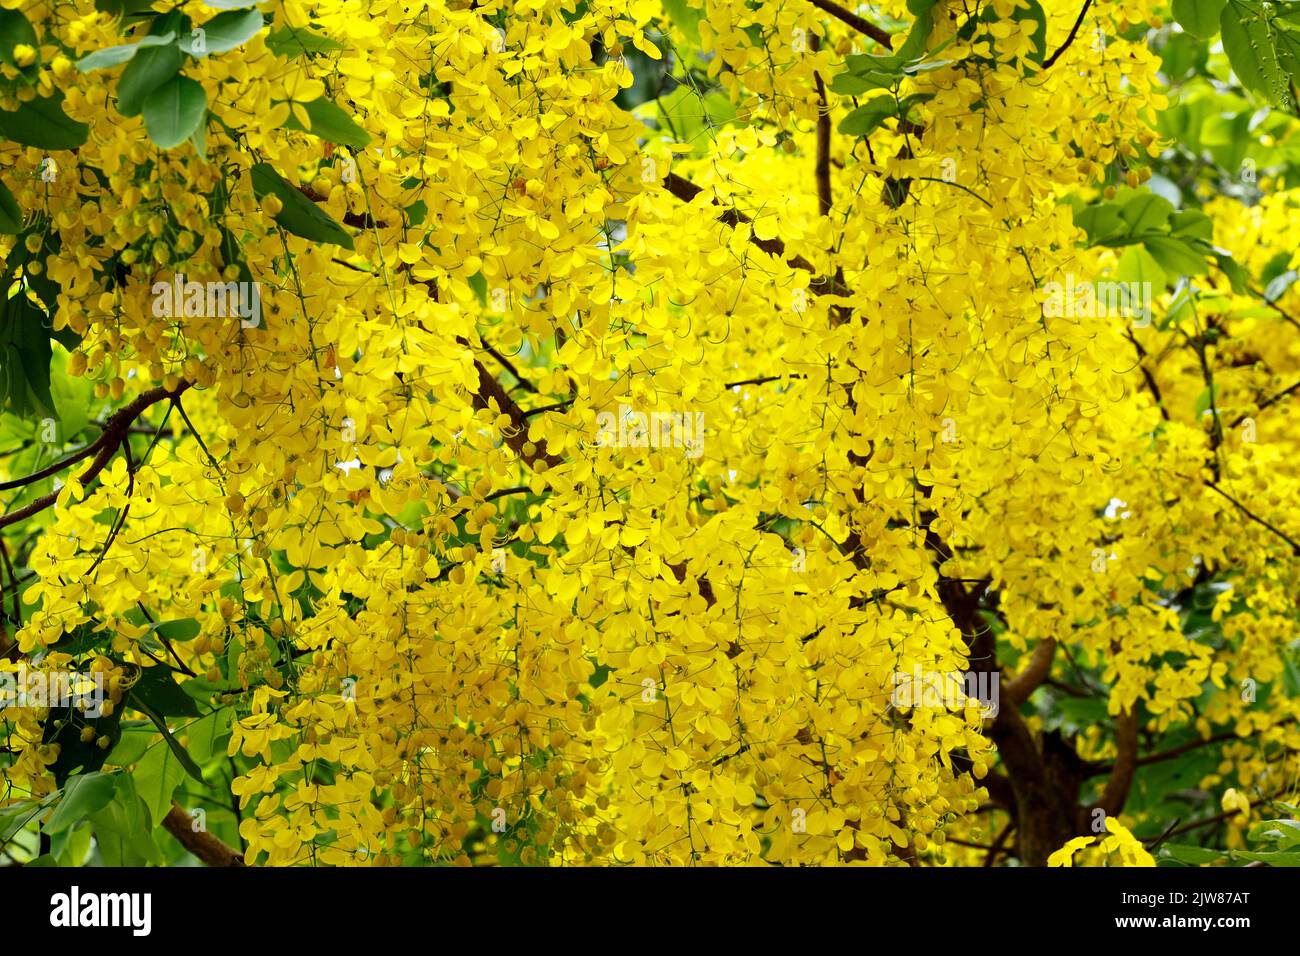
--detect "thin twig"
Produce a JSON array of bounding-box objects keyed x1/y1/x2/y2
[
  {"x1": 806, "y1": 0, "x2": 893, "y2": 48},
  {"x1": 1043, "y1": 0, "x2": 1095, "y2": 69}
]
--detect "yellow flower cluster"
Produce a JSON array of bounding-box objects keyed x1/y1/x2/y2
[{"x1": 0, "y1": 0, "x2": 1297, "y2": 869}]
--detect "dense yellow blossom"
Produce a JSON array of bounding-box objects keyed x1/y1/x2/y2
[{"x1": 0, "y1": 0, "x2": 1297, "y2": 869}]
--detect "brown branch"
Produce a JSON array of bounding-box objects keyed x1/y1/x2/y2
[
  {"x1": 295, "y1": 183, "x2": 382, "y2": 229},
  {"x1": 1094, "y1": 707, "x2": 1138, "y2": 816},
  {"x1": 922, "y1": 524, "x2": 1094, "y2": 863},
  {"x1": 1125, "y1": 331, "x2": 1170, "y2": 422},
  {"x1": 806, "y1": 0, "x2": 893, "y2": 48},
  {"x1": 0, "y1": 381, "x2": 191, "y2": 531},
  {"x1": 1250, "y1": 282, "x2": 1300, "y2": 330},
  {"x1": 1088, "y1": 716, "x2": 1299, "y2": 777},
  {"x1": 1003, "y1": 638, "x2": 1056, "y2": 707},
  {"x1": 812, "y1": 35, "x2": 833, "y2": 218},
  {"x1": 162, "y1": 802, "x2": 245, "y2": 867},
  {"x1": 522, "y1": 373, "x2": 804, "y2": 418},
  {"x1": 661, "y1": 172, "x2": 849, "y2": 297},
  {"x1": 522, "y1": 400, "x2": 573, "y2": 419},
  {"x1": 0, "y1": 441, "x2": 100, "y2": 492},
  {"x1": 1147, "y1": 784, "x2": 1290, "y2": 844},
  {"x1": 470, "y1": 357, "x2": 562, "y2": 470},
  {"x1": 944, "y1": 836, "x2": 998, "y2": 851},
  {"x1": 445, "y1": 324, "x2": 561, "y2": 470},
  {"x1": 1206, "y1": 481, "x2": 1300, "y2": 556},
  {"x1": 482, "y1": 343, "x2": 539, "y2": 394},
  {"x1": 662, "y1": 171, "x2": 790, "y2": 259},
  {"x1": 441, "y1": 276, "x2": 724, "y2": 612},
  {"x1": 1231, "y1": 378, "x2": 1300, "y2": 427},
  {"x1": 1042, "y1": 0, "x2": 1095, "y2": 70},
  {"x1": 985, "y1": 821, "x2": 1015, "y2": 866},
  {"x1": 667, "y1": 557, "x2": 716, "y2": 607},
  {"x1": 882, "y1": 127, "x2": 922, "y2": 208}
]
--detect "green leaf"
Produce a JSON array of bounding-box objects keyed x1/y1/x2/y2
[
  {"x1": 184, "y1": 707, "x2": 233, "y2": 763},
  {"x1": 900, "y1": 51, "x2": 956, "y2": 75},
  {"x1": 0, "y1": 9, "x2": 39, "y2": 74},
  {"x1": 94, "y1": 0, "x2": 159, "y2": 20},
  {"x1": 838, "y1": 94, "x2": 898, "y2": 136},
  {"x1": 218, "y1": 224, "x2": 254, "y2": 289},
  {"x1": 12, "y1": 229, "x2": 64, "y2": 315},
  {"x1": 468, "y1": 270, "x2": 489, "y2": 307},
  {"x1": 1275, "y1": 24, "x2": 1300, "y2": 80},
  {"x1": 1116, "y1": 244, "x2": 1167, "y2": 290},
  {"x1": 155, "y1": 618, "x2": 201, "y2": 643},
  {"x1": 1201, "y1": 109, "x2": 1250, "y2": 170},
  {"x1": 191, "y1": 117, "x2": 207, "y2": 159},
  {"x1": 1074, "y1": 202, "x2": 1126, "y2": 244},
  {"x1": 829, "y1": 69, "x2": 896, "y2": 95},
  {"x1": 0, "y1": 794, "x2": 58, "y2": 843},
  {"x1": 133, "y1": 696, "x2": 206, "y2": 782},
  {"x1": 0, "y1": 93, "x2": 89, "y2": 149},
  {"x1": 46, "y1": 771, "x2": 119, "y2": 833},
  {"x1": 202, "y1": 0, "x2": 263, "y2": 9},
  {"x1": 129, "y1": 664, "x2": 201, "y2": 718},
  {"x1": 1160, "y1": 30, "x2": 1208, "y2": 81},
  {"x1": 1195, "y1": 382, "x2": 1219, "y2": 416},
  {"x1": 844, "y1": 53, "x2": 905, "y2": 75},
  {"x1": 0, "y1": 293, "x2": 55, "y2": 419},
  {"x1": 282, "y1": 96, "x2": 371, "y2": 148},
  {"x1": 0, "y1": 179, "x2": 21, "y2": 233},
  {"x1": 1119, "y1": 193, "x2": 1176, "y2": 238},
  {"x1": 660, "y1": 0, "x2": 702, "y2": 44},
  {"x1": 103, "y1": 723, "x2": 157, "y2": 766},
  {"x1": 1250, "y1": 817, "x2": 1300, "y2": 849},
  {"x1": 76, "y1": 33, "x2": 177, "y2": 72},
  {"x1": 249, "y1": 162, "x2": 355, "y2": 249},
  {"x1": 1169, "y1": 208, "x2": 1214, "y2": 242},
  {"x1": 1173, "y1": 0, "x2": 1226, "y2": 37},
  {"x1": 143, "y1": 74, "x2": 207, "y2": 149},
  {"x1": 1214, "y1": 249, "x2": 1250, "y2": 294},
  {"x1": 1220, "y1": 0, "x2": 1292, "y2": 107},
  {"x1": 639, "y1": 85, "x2": 736, "y2": 154},
  {"x1": 132, "y1": 733, "x2": 190, "y2": 825},
  {"x1": 51, "y1": 822, "x2": 93, "y2": 865},
  {"x1": 116, "y1": 12, "x2": 185, "y2": 117},
  {"x1": 50, "y1": 343, "x2": 93, "y2": 440},
  {"x1": 1161, "y1": 843, "x2": 1225, "y2": 865},
  {"x1": 1011, "y1": 0, "x2": 1047, "y2": 65},
  {"x1": 1264, "y1": 268, "x2": 1298, "y2": 302},
  {"x1": 46, "y1": 621, "x2": 111, "y2": 657},
  {"x1": 895, "y1": 0, "x2": 936, "y2": 63},
  {"x1": 265, "y1": 25, "x2": 344, "y2": 58},
  {"x1": 180, "y1": 8, "x2": 265, "y2": 56},
  {"x1": 1144, "y1": 235, "x2": 1209, "y2": 277},
  {"x1": 89, "y1": 775, "x2": 161, "y2": 865},
  {"x1": 1229, "y1": 848, "x2": 1300, "y2": 865},
  {"x1": 1259, "y1": 249, "x2": 1292, "y2": 286}
]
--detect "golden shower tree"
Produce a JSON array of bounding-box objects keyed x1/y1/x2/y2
[{"x1": 1, "y1": 0, "x2": 1300, "y2": 867}]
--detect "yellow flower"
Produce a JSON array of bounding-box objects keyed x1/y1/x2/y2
[
  {"x1": 1048, "y1": 836, "x2": 1093, "y2": 867},
  {"x1": 1222, "y1": 788, "x2": 1251, "y2": 820},
  {"x1": 277, "y1": 71, "x2": 325, "y2": 127}
]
